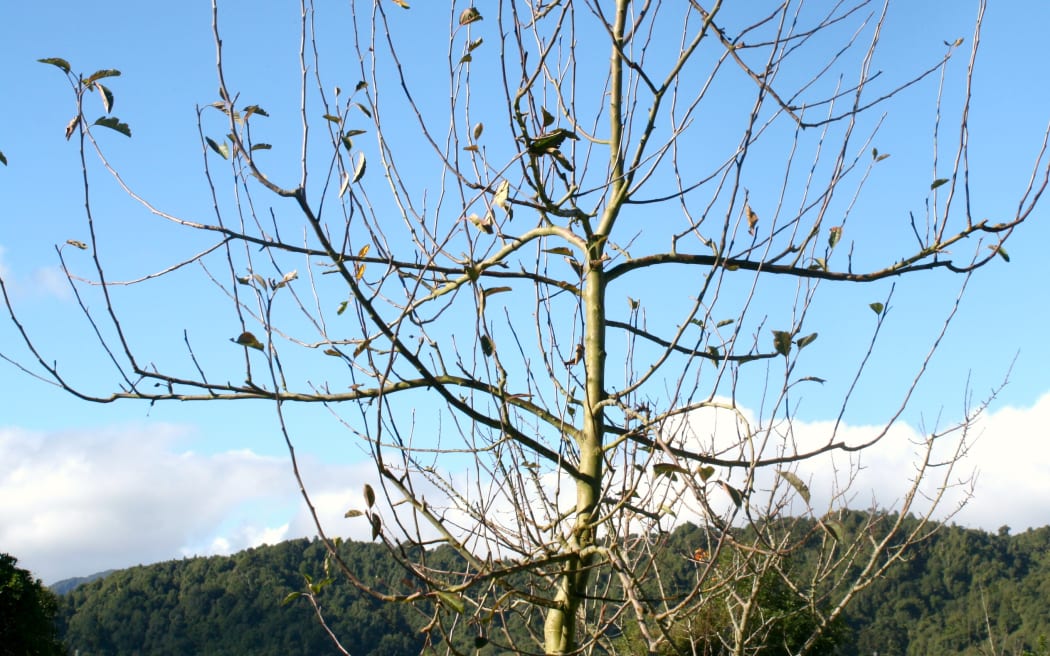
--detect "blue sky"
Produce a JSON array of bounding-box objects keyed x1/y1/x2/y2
[{"x1": 2, "y1": 1, "x2": 1050, "y2": 584}]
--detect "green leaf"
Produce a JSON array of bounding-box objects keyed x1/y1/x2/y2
[
  {"x1": 370, "y1": 513, "x2": 382, "y2": 540},
  {"x1": 353, "y1": 338, "x2": 373, "y2": 358},
  {"x1": 798, "y1": 376, "x2": 826, "y2": 384},
  {"x1": 95, "y1": 83, "x2": 115, "y2": 113},
  {"x1": 38, "y1": 57, "x2": 71, "y2": 74},
  {"x1": 527, "y1": 128, "x2": 578, "y2": 154},
  {"x1": 718, "y1": 481, "x2": 743, "y2": 508},
  {"x1": 205, "y1": 137, "x2": 228, "y2": 159},
  {"x1": 480, "y1": 335, "x2": 494, "y2": 357},
  {"x1": 795, "y1": 332, "x2": 818, "y2": 349},
  {"x1": 772, "y1": 330, "x2": 792, "y2": 356},
  {"x1": 85, "y1": 69, "x2": 121, "y2": 85},
  {"x1": 337, "y1": 300, "x2": 349, "y2": 315},
  {"x1": 435, "y1": 590, "x2": 467, "y2": 614},
  {"x1": 242, "y1": 104, "x2": 269, "y2": 119},
  {"x1": 991, "y1": 245, "x2": 1010, "y2": 262},
  {"x1": 340, "y1": 131, "x2": 365, "y2": 151},
  {"x1": 322, "y1": 114, "x2": 342, "y2": 124},
  {"x1": 281, "y1": 592, "x2": 302, "y2": 606},
  {"x1": 777, "y1": 470, "x2": 811, "y2": 504},
  {"x1": 93, "y1": 116, "x2": 131, "y2": 137},
  {"x1": 869, "y1": 302, "x2": 884, "y2": 315},
  {"x1": 364, "y1": 484, "x2": 376, "y2": 508},
  {"x1": 473, "y1": 122, "x2": 484, "y2": 140},
  {"x1": 653, "y1": 463, "x2": 689, "y2": 479},
  {"x1": 474, "y1": 636, "x2": 489, "y2": 648},
  {"x1": 543, "y1": 246, "x2": 574, "y2": 257},
  {"x1": 483, "y1": 286, "x2": 512, "y2": 297},
  {"x1": 828, "y1": 226, "x2": 842, "y2": 249},
  {"x1": 0, "y1": 151, "x2": 6, "y2": 166},
  {"x1": 250, "y1": 143, "x2": 271, "y2": 152},
  {"x1": 351, "y1": 152, "x2": 366, "y2": 183},
  {"x1": 930, "y1": 178, "x2": 949, "y2": 190},
  {"x1": 323, "y1": 348, "x2": 341, "y2": 357},
  {"x1": 697, "y1": 466, "x2": 715, "y2": 482},
  {"x1": 233, "y1": 331, "x2": 264, "y2": 351},
  {"x1": 541, "y1": 107, "x2": 555, "y2": 127},
  {"x1": 715, "y1": 318, "x2": 734, "y2": 328},
  {"x1": 821, "y1": 519, "x2": 846, "y2": 542}
]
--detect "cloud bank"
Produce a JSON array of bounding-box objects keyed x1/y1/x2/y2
[{"x1": 2, "y1": 392, "x2": 1047, "y2": 584}]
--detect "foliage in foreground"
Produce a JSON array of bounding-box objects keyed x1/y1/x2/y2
[{"x1": 0, "y1": 553, "x2": 66, "y2": 656}]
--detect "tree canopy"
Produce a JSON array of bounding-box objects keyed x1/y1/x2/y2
[
  {"x1": 53, "y1": 520, "x2": 1050, "y2": 655},
  {"x1": 0, "y1": 553, "x2": 66, "y2": 656}
]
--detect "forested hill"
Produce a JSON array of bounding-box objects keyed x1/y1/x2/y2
[{"x1": 54, "y1": 517, "x2": 1050, "y2": 655}]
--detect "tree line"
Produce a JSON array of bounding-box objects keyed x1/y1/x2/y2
[{"x1": 18, "y1": 512, "x2": 1047, "y2": 655}]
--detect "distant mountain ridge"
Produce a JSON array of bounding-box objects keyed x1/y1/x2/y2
[{"x1": 50, "y1": 569, "x2": 115, "y2": 595}]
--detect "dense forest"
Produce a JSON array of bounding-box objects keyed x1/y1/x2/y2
[{"x1": 45, "y1": 513, "x2": 1050, "y2": 655}]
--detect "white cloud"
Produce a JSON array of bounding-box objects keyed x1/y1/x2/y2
[
  {"x1": 652, "y1": 395, "x2": 1050, "y2": 533},
  {"x1": 2, "y1": 392, "x2": 1048, "y2": 584},
  {"x1": 0, "y1": 244, "x2": 71, "y2": 300},
  {"x1": 0, "y1": 424, "x2": 302, "y2": 583},
  {"x1": 951, "y1": 392, "x2": 1050, "y2": 532}
]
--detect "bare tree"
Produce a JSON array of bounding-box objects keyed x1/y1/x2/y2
[{"x1": 4, "y1": 0, "x2": 1048, "y2": 654}]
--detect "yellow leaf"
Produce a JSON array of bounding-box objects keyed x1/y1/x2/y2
[
  {"x1": 745, "y1": 202, "x2": 759, "y2": 236},
  {"x1": 356, "y1": 244, "x2": 370, "y2": 280},
  {"x1": 233, "y1": 331, "x2": 264, "y2": 351},
  {"x1": 64, "y1": 116, "x2": 80, "y2": 140},
  {"x1": 494, "y1": 180, "x2": 510, "y2": 212},
  {"x1": 459, "y1": 7, "x2": 482, "y2": 25}
]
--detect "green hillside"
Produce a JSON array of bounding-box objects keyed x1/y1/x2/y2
[{"x1": 49, "y1": 516, "x2": 1050, "y2": 655}]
